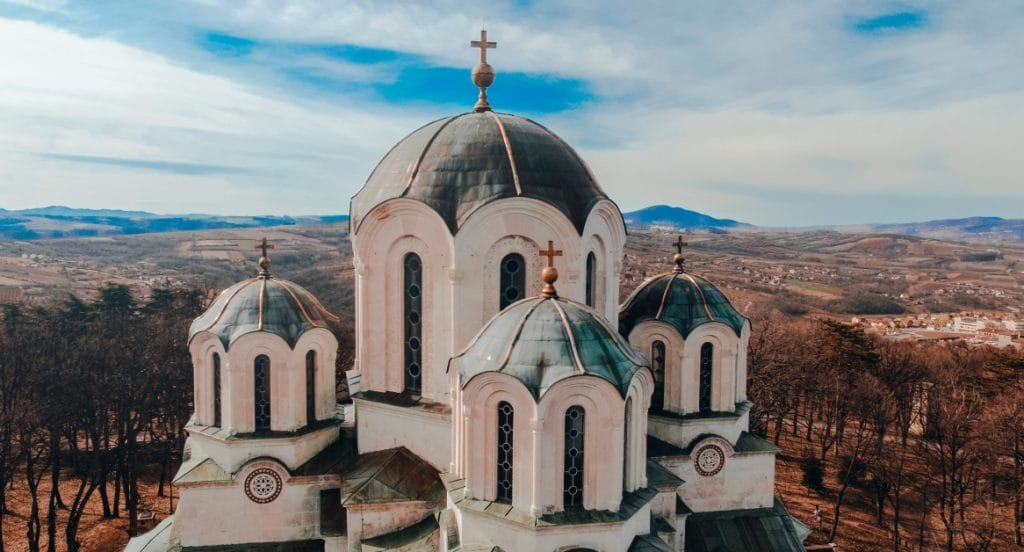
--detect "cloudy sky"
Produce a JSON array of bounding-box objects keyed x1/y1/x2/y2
[{"x1": 0, "y1": 1, "x2": 1021, "y2": 226}]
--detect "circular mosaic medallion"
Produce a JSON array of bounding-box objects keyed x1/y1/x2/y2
[
  {"x1": 694, "y1": 444, "x2": 725, "y2": 477},
  {"x1": 244, "y1": 468, "x2": 282, "y2": 504}
]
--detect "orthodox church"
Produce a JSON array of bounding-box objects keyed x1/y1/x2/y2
[{"x1": 127, "y1": 32, "x2": 809, "y2": 552}]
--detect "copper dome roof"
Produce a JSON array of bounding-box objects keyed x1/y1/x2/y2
[
  {"x1": 619, "y1": 271, "x2": 746, "y2": 339},
  {"x1": 189, "y1": 276, "x2": 338, "y2": 350},
  {"x1": 453, "y1": 296, "x2": 648, "y2": 399},
  {"x1": 350, "y1": 111, "x2": 608, "y2": 235}
]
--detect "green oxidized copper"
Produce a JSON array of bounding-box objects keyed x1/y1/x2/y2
[
  {"x1": 453, "y1": 296, "x2": 649, "y2": 399},
  {"x1": 188, "y1": 276, "x2": 338, "y2": 350},
  {"x1": 350, "y1": 111, "x2": 609, "y2": 235},
  {"x1": 619, "y1": 271, "x2": 746, "y2": 339}
]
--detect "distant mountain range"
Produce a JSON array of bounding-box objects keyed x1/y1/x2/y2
[
  {"x1": 621, "y1": 205, "x2": 749, "y2": 231},
  {"x1": 0, "y1": 206, "x2": 348, "y2": 240},
  {"x1": 1, "y1": 205, "x2": 1021, "y2": 243}
]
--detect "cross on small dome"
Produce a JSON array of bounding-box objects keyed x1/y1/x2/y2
[
  {"x1": 255, "y1": 237, "x2": 274, "y2": 277},
  {"x1": 672, "y1": 235, "x2": 687, "y2": 273},
  {"x1": 539, "y1": 240, "x2": 562, "y2": 298}
]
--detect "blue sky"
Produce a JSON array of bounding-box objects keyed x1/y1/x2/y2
[{"x1": 0, "y1": 1, "x2": 1021, "y2": 226}]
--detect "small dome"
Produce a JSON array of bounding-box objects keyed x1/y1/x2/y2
[
  {"x1": 454, "y1": 296, "x2": 648, "y2": 399},
  {"x1": 619, "y1": 272, "x2": 746, "y2": 339},
  {"x1": 189, "y1": 276, "x2": 338, "y2": 349},
  {"x1": 351, "y1": 111, "x2": 608, "y2": 235}
]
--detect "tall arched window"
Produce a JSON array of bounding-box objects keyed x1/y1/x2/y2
[
  {"x1": 404, "y1": 253, "x2": 423, "y2": 393},
  {"x1": 212, "y1": 353, "x2": 222, "y2": 427},
  {"x1": 623, "y1": 397, "x2": 632, "y2": 488},
  {"x1": 254, "y1": 355, "x2": 271, "y2": 432},
  {"x1": 499, "y1": 253, "x2": 525, "y2": 310},
  {"x1": 585, "y1": 252, "x2": 597, "y2": 307},
  {"x1": 564, "y1": 406, "x2": 585, "y2": 508},
  {"x1": 651, "y1": 341, "x2": 666, "y2": 410},
  {"x1": 496, "y1": 401, "x2": 514, "y2": 503},
  {"x1": 699, "y1": 342, "x2": 714, "y2": 413},
  {"x1": 306, "y1": 350, "x2": 316, "y2": 425}
]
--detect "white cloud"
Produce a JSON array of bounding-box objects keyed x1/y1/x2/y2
[
  {"x1": 0, "y1": 1, "x2": 1021, "y2": 225},
  {"x1": 0, "y1": 18, "x2": 425, "y2": 214}
]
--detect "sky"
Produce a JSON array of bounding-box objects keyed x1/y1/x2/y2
[{"x1": 0, "y1": 1, "x2": 1021, "y2": 226}]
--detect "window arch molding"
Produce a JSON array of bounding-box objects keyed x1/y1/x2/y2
[
  {"x1": 458, "y1": 373, "x2": 535, "y2": 509},
  {"x1": 385, "y1": 235, "x2": 436, "y2": 395},
  {"x1": 625, "y1": 321, "x2": 684, "y2": 413},
  {"x1": 482, "y1": 236, "x2": 544, "y2": 315},
  {"x1": 684, "y1": 322, "x2": 737, "y2": 414},
  {"x1": 537, "y1": 377, "x2": 624, "y2": 512}
]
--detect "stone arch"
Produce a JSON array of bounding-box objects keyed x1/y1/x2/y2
[
  {"x1": 459, "y1": 372, "x2": 537, "y2": 512},
  {"x1": 538, "y1": 377, "x2": 624, "y2": 512}
]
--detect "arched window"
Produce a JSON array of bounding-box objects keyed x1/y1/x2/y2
[
  {"x1": 496, "y1": 401, "x2": 514, "y2": 503},
  {"x1": 212, "y1": 353, "x2": 222, "y2": 427},
  {"x1": 564, "y1": 406, "x2": 585, "y2": 508},
  {"x1": 306, "y1": 350, "x2": 316, "y2": 426},
  {"x1": 699, "y1": 342, "x2": 714, "y2": 413},
  {"x1": 404, "y1": 253, "x2": 423, "y2": 393},
  {"x1": 499, "y1": 253, "x2": 525, "y2": 310},
  {"x1": 623, "y1": 397, "x2": 632, "y2": 488},
  {"x1": 651, "y1": 341, "x2": 666, "y2": 410},
  {"x1": 585, "y1": 252, "x2": 597, "y2": 307},
  {"x1": 254, "y1": 355, "x2": 271, "y2": 433}
]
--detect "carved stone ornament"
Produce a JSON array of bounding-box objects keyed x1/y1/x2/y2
[
  {"x1": 244, "y1": 467, "x2": 283, "y2": 504},
  {"x1": 693, "y1": 443, "x2": 725, "y2": 477}
]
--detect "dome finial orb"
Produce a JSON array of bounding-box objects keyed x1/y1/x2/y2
[
  {"x1": 539, "y1": 240, "x2": 563, "y2": 298},
  {"x1": 255, "y1": 237, "x2": 274, "y2": 278},
  {"x1": 470, "y1": 29, "x2": 497, "y2": 112},
  {"x1": 672, "y1": 235, "x2": 688, "y2": 274}
]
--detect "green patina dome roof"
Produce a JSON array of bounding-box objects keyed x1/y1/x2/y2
[
  {"x1": 454, "y1": 296, "x2": 648, "y2": 399},
  {"x1": 350, "y1": 111, "x2": 608, "y2": 235},
  {"x1": 189, "y1": 276, "x2": 338, "y2": 350},
  {"x1": 619, "y1": 271, "x2": 746, "y2": 339}
]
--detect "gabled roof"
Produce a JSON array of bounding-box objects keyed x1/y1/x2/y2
[
  {"x1": 337, "y1": 447, "x2": 444, "y2": 508},
  {"x1": 684, "y1": 498, "x2": 808, "y2": 552}
]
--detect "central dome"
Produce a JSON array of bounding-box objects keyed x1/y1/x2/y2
[{"x1": 350, "y1": 111, "x2": 607, "y2": 234}]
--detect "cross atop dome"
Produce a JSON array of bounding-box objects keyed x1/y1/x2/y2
[
  {"x1": 539, "y1": 240, "x2": 562, "y2": 298},
  {"x1": 672, "y1": 235, "x2": 687, "y2": 273},
  {"x1": 470, "y1": 29, "x2": 497, "y2": 112},
  {"x1": 256, "y1": 237, "x2": 274, "y2": 277}
]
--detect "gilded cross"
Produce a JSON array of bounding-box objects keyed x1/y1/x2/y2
[
  {"x1": 255, "y1": 237, "x2": 274, "y2": 258},
  {"x1": 470, "y1": 29, "x2": 497, "y2": 64},
  {"x1": 673, "y1": 236, "x2": 688, "y2": 255},
  {"x1": 539, "y1": 240, "x2": 562, "y2": 268}
]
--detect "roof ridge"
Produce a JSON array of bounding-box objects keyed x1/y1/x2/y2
[
  {"x1": 498, "y1": 299, "x2": 544, "y2": 373},
  {"x1": 402, "y1": 113, "x2": 465, "y2": 198},
  {"x1": 550, "y1": 299, "x2": 585, "y2": 374}
]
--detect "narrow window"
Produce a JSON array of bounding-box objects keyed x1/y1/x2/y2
[
  {"x1": 699, "y1": 342, "x2": 714, "y2": 413},
  {"x1": 651, "y1": 341, "x2": 666, "y2": 410},
  {"x1": 254, "y1": 355, "x2": 271, "y2": 432},
  {"x1": 623, "y1": 397, "x2": 632, "y2": 488},
  {"x1": 585, "y1": 252, "x2": 597, "y2": 307},
  {"x1": 564, "y1": 406, "x2": 585, "y2": 508},
  {"x1": 306, "y1": 350, "x2": 316, "y2": 426},
  {"x1": 496, "y1": 401, "x2": 514, "y2": 503},
  {"x1": 212, "y1": 353, "x2": 222, "y2": 427},
  {"x1": 499, "y1": 253, "x2": 525, "y2": 310},
  {"x1": 404, "y1": 253, "x2": 423, "y2": 393}
]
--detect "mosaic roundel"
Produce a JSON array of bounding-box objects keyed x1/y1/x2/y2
[
  {"x1": 244, "y1": 468, "x2": 282, "y2": 504},
  {"x1": 694, "y1": 444, "x2": 725, "y2": 477}
]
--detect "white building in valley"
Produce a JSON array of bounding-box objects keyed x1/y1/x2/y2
[{"x1": 127, "y1": 33, "x2": 807, "y2": 552}]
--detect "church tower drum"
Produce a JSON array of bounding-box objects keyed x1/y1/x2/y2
[{"x1": 348, "y1": 33, "x2": 627, "y2": 471}]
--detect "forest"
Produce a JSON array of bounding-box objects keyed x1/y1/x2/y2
[{"x1": 0, "y1": 284, "x2": 1022, "y2": 550}]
